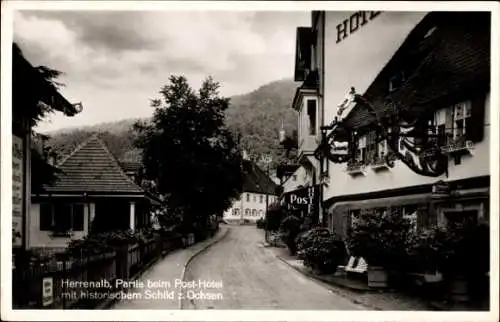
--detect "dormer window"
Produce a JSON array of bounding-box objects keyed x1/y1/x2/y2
[
  {"x1": 424, "y1": 26, "x2": 437, "y2": 38},
  {"x1": 389, "y1": 70, "x2": 406, "y2": 92}
]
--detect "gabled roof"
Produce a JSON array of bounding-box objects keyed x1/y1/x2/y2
[
  {"x1": 342, "y1": 11, "x2": 491, "y2": 129},
  {"x1": 242, "y1": 160, "x2": 278, "y2": 195},
  {"x1": 40, "y1": 134, "x2": 145, "y2": 195}
]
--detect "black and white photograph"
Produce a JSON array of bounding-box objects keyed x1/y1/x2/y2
[{"x1": 1, "y1": 1, "x2": 498, "y2": 321}]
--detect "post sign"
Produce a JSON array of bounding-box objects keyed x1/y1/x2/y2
[
  {"x1": 283, "y1": 185, "x2": 320, "y2": 217},
  {"x1": 12, "y1": 135, "x2": 24, "y2": 247},
  {"x1": 42, "y1": 277, "x2": 54, "y2": 306}
]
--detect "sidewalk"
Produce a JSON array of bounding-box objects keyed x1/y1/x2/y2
[
  {"x1": 268, "y1": 246, "x2": 432, "y2": 311},
  {"x1": 109, "y1": 226, "x2": 229, "y2": 310}
]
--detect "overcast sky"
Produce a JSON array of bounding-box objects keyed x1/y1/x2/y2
[{"x1": 14, "y1": 10, "x2": 310, "y2": 133}]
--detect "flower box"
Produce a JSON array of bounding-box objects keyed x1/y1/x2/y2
[
  {"x1": 346, "y1": 162, "x2": 366, "y2": 176},
  {"x1": 441, "y1": 136, "x2": 474, "y2": 155},
  {"x1": 370, "y1": 156, "x2": 389, "y2": 171}
]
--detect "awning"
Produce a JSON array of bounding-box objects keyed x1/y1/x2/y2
[{"x1": 329, "y1": 193, "x2": 432, "y2": 212}]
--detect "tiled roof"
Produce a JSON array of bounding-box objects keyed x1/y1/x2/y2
[
  {"x1": 41, "y1": 134, "x2": 145, "y2": 195},
  {"x1": 242, "y1": 160, "x2": 278, "y2": 195},
  {"x1": 343, "y1": 12, "x2": 491, "y2": 129}
]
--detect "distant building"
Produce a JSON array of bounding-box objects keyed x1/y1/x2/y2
[{"x1": 223, "y1": 160, "x2": 278, "y2": 224}]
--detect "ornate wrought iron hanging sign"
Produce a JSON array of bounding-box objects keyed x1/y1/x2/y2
[{"x1": 315, "y1": 87, "x2": 449, "y2": 177}]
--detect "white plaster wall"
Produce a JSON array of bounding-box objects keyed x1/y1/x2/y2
[
  {"x1": 28, "y1": 202, "x2": 95, "y2": 249},
  {"x1": 223, "y1": 192, "x2": 277, "y2": 223},
  {"x1": 324, "y1": 94, "x2": 491, "y2": 200},
  {"x1": 282, "y1": 166, "x2": 312, "y2": 194},
  {"x1": 322, "y1": 11, "x2": 426, "y2": 125}
]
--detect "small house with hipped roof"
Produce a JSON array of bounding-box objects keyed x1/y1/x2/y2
[{"x1": 29, "y1": 134, "x2": 162, "y2": 251}]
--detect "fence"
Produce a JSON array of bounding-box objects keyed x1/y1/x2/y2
[{"x1": 12, "y1": 235, "x2": 181, "y2": 309}]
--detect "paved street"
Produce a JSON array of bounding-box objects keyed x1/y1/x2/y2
[{"x1": 183, "y1": 225, "x2": 364, "y2": 310}]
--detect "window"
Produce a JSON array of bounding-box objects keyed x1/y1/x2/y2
[
  {"x1": 307, "y1": 100, "x2": 317, "y2": 135},
  {"x1": 444, "y1": 210, "x2": 478, "y2": 228},
  {"x1": 246, "y1": 193, "x2": 250, "y2": 202},
  {"x1": 374, "y1": 208, "x2": 387, "y2": 216},
  {"x1": 245, "y1": 209, "x2": 250, "y2": 216},
  {"x1": 252, "y1": 209, "x2": 257, "y2": 217},
  {"x1": 433, "y1": 101, "x2": 473, "y2": 147},
  {"x1": 40, "y1": 203, "x2": 85, "y2": 232},
  {"x1": 259, "y1": 195, "x2": 264, "y2": 203},
  {"x1": 259, "y1": 210, "x2": 264, "y2": 217},
  {"x1": 424, "y1": 26, "x2": 437, "y2": 38},
  {"x1": 356, "y1": 135, "x2": 366, "y2": 163},
  {"x1": 233, "y1": 208, "x2": 240, "y2": 216},
  {"x1": 292, "y1": 175, "x2": 297, "y2": 181},
  {"x1": 453, "y1": 102, "x2": 472, "y2": 140},
  {"x1": 253, "y1": 195, "x2": 257, "y2": 203},
  {"x1": 402, "y1": 206, "x2": 418, "y2": 231},
  {"x1": 356, "y1": 131, "x2": 384, "y2": 163},
  {"x1": 389, "y1": 71, "x2": 406, "y2": 92}
]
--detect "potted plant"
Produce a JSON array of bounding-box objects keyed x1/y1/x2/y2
[
  {"x1": 346, "y1": 209, "x2": 412, "y2": 288},
  {"x1": 405, "y1": 228, "x2": 446, "y2": 283}
]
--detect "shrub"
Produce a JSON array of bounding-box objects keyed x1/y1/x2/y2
[
  {"x1": 265, "y1": 203, "x2": 286, "y2": 231},
  {"x1": 256, "y1": 218, "x2": 265, "y2": 229},
  {"x1": 280, "y1": 215, "x2": 302, "y2": 255},
  {"x1": 346, "y1": 210, "x2": 412, "y2": 270},
  {"x1": 405, "y1": 220, "x2": 489, "y2": 278},
  {"x1": 296, "y1": 227, "x2": 331, "y2": 252},
  {"x1": 405, "y1": 226, "x2": 449, "y2": 273},
  {"x1": 302, "y1": 231, "x2": 346, "y2": 274}
]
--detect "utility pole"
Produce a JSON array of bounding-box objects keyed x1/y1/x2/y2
[{"x1": 262, "y1": 154, "x2": 272, "y2": 243}]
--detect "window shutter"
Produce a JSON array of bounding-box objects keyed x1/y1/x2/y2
[
  {"x1": 40, "y1": 204, "x2": 53, "y2": 231},
  {"x1": 468, "y1": 93, "x2": 486, "y2": 142}
]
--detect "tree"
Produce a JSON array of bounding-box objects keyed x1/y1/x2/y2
[
  {"x1": 134, "y1": 75, "x2": 243, "y2": 238},
  {"x1": 13, "y1": 42, "x2": 65, "y2": 192}
]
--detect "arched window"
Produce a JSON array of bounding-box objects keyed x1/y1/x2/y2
[
  {"x1": 245, "y1": 209, "x2": 250, "y2": 216},
  {"x1": 252, "y1": 209, "x2": 257, "y2": 217}
]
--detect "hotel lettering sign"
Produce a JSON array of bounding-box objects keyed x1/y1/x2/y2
[
  {"x1": 12, "y1": 135, "x2": 24, "y2": 247},
  {"x1": 336, "y1": 11, "x2": 381, "y2": 44}
]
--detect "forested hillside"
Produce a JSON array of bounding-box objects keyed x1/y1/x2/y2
[{"x1": 45, "y1": 78, "x2": 300, "y2": 170}]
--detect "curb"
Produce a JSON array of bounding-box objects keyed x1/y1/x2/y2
[
  {"x1": 178, "y1": 227, "x2": 231, "y2": 309},
  {"x1": 274, "y1": 255, "x2": 381, "y2": 311},
  {"x1": 275, "y1": 255, "x2": 448, "y2": 312}
]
